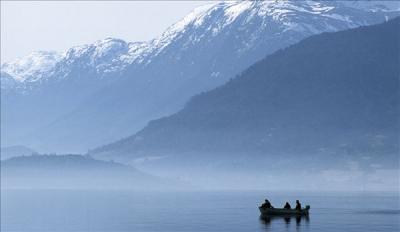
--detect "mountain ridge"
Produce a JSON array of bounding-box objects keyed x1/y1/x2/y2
[
  {"x1": 87, "y1": 17, "x2": 399, "y2": 190},
  {"x1": 91, "y1": 17, "x2": 399, "y2": 165},
  {"x1": 3, "y1": 1, "x2": 399, "y2": 88},
  {"x1": 2, "y1": 1, "x2": 399, "y2": 153}
]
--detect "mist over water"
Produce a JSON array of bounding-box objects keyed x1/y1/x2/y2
[{"x1": 1, "y1": 190, "x2": 399, "y2": 232}]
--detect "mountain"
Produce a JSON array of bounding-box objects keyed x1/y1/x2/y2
[
  {"x1": 1, "y1": 145, "x2": 37, "y2": 160},
  {"x1": 1, "y1": 154, "x2": 182, "y2": 190},
  {"x1": 2, "y1": 1, "x2": 399, "y2": 153},
  {"x1": 90, "y1": 18, "x2": 400, "y2": 191}
]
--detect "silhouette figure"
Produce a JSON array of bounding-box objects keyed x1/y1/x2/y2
[
  {"x1": 261, "y1": 199, "x2": 274, "y2": 209},
  {"x1": 295, "y1": 200, "x2": 302, "y2": 210},
  {"x1": 284, "y1": 202, "x2": 291, "y2": 209}
]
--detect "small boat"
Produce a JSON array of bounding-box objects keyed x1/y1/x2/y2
[{"x1": 259, "y1": 205, "x2": 310, "y2": 216}]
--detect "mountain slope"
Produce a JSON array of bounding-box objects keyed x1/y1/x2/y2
[
  {"x1": 1, "y1": 154, "x2": 182, "y2": 189},
  {"x1": 2, "y1": 1, "x2": 399, "y2": 153},
  {"x1": 92, "y1": 18, "x2": 400, "y2": 175}
]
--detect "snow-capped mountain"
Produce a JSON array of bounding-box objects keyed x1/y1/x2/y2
[
  {"x1": 4, "y1": 1, "x2": 399, "y2": 92},
  {"x1": 1, "y1": 51, "x2": 62, "y2": 94},
  {"x1": 1, "y1": 51, "x2": 61, "y2": 82},
  {"x1": 1, "y1": 1, "x2": 399, "y2": 153},
  {"x1": 90, "y1": 18, "x2": 400, "y2": 191}
]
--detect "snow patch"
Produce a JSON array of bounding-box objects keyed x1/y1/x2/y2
[{"x1": 1, "y1": 51, "x2": 61, "y2": 82}]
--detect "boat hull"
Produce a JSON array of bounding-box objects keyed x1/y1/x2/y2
[{"x1": 259, "y1": 206, "x2": 310, "y2": 216}]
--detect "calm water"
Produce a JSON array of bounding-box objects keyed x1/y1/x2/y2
[{"x1": 1, "y1": 190, "x2": 399, "y2": 232}]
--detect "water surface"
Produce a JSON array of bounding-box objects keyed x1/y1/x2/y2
[{"x1": 1, "y1": 190, "x2": 399, "y2": 232}]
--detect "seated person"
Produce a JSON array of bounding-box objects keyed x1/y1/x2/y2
[
  {"x1": 284, "y1": 202, "x2": 291, "y2": 209},
  {"x1": 261, "y1": 199, "x2": 274, "y2": 208},
  {"x1": 295, "y1": 200, "x2": 302, "y2": 210}
]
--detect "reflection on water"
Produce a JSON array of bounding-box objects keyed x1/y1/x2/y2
[{"x1": 259, "y1": 215, "x2": 310, "y2": 230}]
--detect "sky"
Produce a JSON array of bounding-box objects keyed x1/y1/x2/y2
[{"x1": 0, "y1": 1, "x2": 214, "y2": 63}]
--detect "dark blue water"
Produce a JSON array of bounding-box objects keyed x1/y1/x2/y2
[{"x1": 1, "y1": 190, "x2": 399, "y2": 232}]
